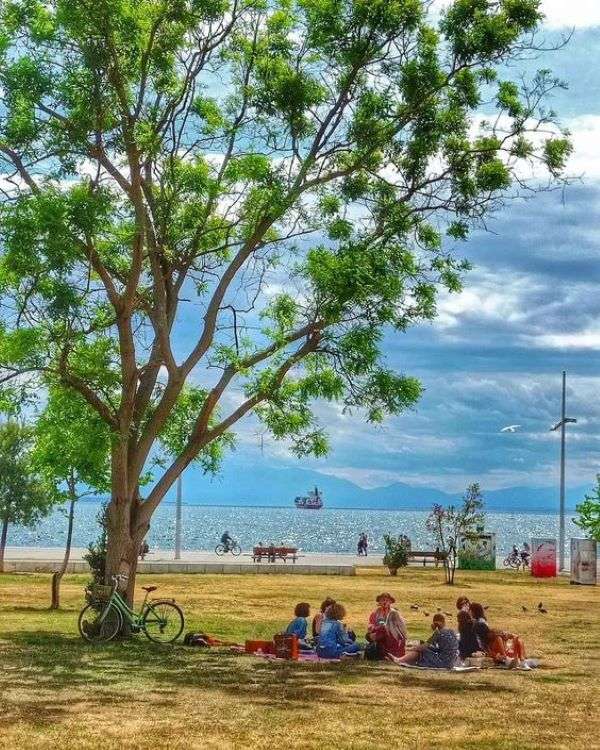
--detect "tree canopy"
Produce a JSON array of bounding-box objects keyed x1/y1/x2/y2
[
  {"x1": 575, "y1": 477, "x2": 600, "y2": 543},
  {"x1": 0, "y1": 0, "x2": 571, "y2": 587},
  {"x1": 33, "y1": 385, "x2": 112, "y2": 497},
  {"x1": 0, "y1": 420, "x2": 55, "y2": 569}
]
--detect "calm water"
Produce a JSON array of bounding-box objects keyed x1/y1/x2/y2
[{"x1": 8, "y1": 501, "x2": 582, "y2": 556}]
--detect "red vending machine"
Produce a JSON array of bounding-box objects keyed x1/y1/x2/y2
[{"x1": 531, "y1": 538, "x2": 557, "y2": 577}]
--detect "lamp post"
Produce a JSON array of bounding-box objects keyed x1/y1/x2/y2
[
  {"x1": 550, "y1": 371, "x2": 577, "y2": 571},
  {"x1": 175, "y1": 474, "x2": 183, "y2": 561}
]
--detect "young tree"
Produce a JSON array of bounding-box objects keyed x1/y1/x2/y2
[
  {"x1": 0, "y1": 421, "x2": 54, "y2": 572},
  {"x1": 0, "y1": 1, "x2": 571, "y2": 600},
  {"x1": 33, "y1": 385, "x2": 111, "y2": 608},
  {"x1": 575, "y1": 476, "x2": 600, "y2": 542},
  {"x1": 427, "y1": 483, "x2": 485, "y2": 584}
]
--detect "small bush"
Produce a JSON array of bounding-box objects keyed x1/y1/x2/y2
[{"x1": 383, "y1": 533, "x2": 411, "y2": 574}]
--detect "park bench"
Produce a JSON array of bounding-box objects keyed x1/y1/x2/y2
[
  {"x1": 252, "y1": 546, "x2": 300, "y2": 563},
  {"x1": 408, "y1": 550, "x2": 447, "y2": 567}
]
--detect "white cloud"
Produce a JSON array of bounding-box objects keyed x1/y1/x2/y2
[
  {"x1": 435, "y1": 273, "x2": 532, "y2": 329},
  {"x1": 541, "y1": 0, "x2": 600, "y2": 29},
  {"x1": 562, "y1": 115, "x2": 600, "y2": 180},
  {"x1": 531, "y1": 327, "x2": 600, "y2": 350},
  {"x1": 313, "y1": 466, "x2": 412, "y2": 489}
]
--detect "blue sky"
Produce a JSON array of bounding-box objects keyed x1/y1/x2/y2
[{"x1": 188, "y1": 2, "x2": 600, "y2": 497}]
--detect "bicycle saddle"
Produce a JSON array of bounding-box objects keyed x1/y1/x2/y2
[{"x1": 142, "y1": 585, "x2": 158, "y2": 593}]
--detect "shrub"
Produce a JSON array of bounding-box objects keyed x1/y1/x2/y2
[{"x1": 383, "y1": 533, "x2": 411, "y2": 575}]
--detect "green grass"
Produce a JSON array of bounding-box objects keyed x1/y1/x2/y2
[{"x1": 1, "y1": 568, "x2": 599, "y2": 749}]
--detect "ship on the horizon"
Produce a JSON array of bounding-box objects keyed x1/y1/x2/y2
[{"x1": 294, "y1": 486, "x2": 324, "y2": 510}]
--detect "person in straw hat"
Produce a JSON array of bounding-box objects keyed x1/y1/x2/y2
[{"x1": 366, "y1": 592, "x2": 407, "y2": 659}]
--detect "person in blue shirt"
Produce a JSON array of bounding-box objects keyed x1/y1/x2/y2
[
  {"x1": 316, "y1": 602, "x2": 361, "y2": 659},
  {"x1": 285, "y1": 602, "x2": 311, "y2": 649}
]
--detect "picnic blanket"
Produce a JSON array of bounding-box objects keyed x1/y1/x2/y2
[
  {"x1": 238, "y1": 648, "x2": 347, "y2": 663},
  {"x1": 397, "y1": 662, "x2": 539, "y2": 673},
  {"x1": 397, "y1": 663, "x2": 480, "y2": 672}
]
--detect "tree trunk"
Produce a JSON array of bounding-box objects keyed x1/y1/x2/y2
[
  {"x1": 104, "y1": 490, "x2": 148, "y2": 608},
  {"x1": 0, "y1": 512, "x2": 9, "y2": 573},
  {"x1": 51, "y1": 493, "x2": 76, "y2": 609}
]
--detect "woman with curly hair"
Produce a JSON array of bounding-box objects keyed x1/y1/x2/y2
[
  {"x1": 317, "y1": 602, "x2": 361, "y2": 659},
  {"x1": 285, "y1": 602, "x2": 311, "y2": 649}
]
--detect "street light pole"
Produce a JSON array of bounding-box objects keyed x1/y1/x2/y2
[
  {"x1": 175, "y1": 474, "x2": 182, "y2": 561},
  {"x1": 550, "y1": 371, "x2": 577, "y2": 572},
  {"x1": 559, "y1": 371, "x2": 566, "y2": 572}
]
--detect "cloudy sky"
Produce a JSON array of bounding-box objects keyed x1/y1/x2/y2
[{"x1": 204, "y1": 2, "x2": 600, "y2": 496}]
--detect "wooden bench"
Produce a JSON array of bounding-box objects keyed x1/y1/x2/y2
[
  {"x1": 252, "y1": 546, "x2": 299, "y2": 563},
  {"x1": 408, "y1": 550, "x2": 447, "y2": 567}
]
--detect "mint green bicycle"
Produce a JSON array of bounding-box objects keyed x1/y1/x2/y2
[{"x1": 78, "y1": 574, "x2": 185, "y2": 644}]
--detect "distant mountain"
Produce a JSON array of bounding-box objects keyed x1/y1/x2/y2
[{"x1": 155, "y1": 460, "x2": 589, "y2": 513}]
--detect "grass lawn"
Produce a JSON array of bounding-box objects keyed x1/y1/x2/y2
[{"x1": 1, "y1": 568, "x2": 599, "y2": 750}]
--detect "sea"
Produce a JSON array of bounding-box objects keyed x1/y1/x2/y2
[{"x1": 7, "y1": 501, "x2": 583, "y2": 557}]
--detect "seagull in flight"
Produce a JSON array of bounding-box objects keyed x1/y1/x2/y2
[{"x1": 500, "y1": 425, "x2": 521, "y2": 433}]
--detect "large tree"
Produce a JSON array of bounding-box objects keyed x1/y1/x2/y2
[{"x1": 0, "y1": 0, "x2": 571, "y2": 599}]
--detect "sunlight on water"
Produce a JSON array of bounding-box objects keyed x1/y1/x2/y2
[{"x1": 9, "y1": 502, "x2": 582, "y2": 556}]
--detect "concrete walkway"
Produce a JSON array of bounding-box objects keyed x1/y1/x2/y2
[
  {"x1": 3, "y1": 546, "x2": 585, "y2": 577},
  {"x1": 3, "y1": 546, "x2": 375, "y2": 576}
]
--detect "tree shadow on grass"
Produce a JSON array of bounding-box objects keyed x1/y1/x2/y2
[
  {"x1": 0, "y1": 629, "x2": 517, "y2": 727},
  {"x1": 5, "y1": 605, "x2": 79, "y2": 613}
]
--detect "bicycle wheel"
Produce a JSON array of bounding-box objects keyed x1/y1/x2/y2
[
  {"x1": 142, "y1": 600, "x2": 185, "y2": 644},
  {"x1": 215, "y1": 544, "x2": 225, "y2": 556},
  {"x1": 231, "y1": 542, "x2": 241, "y2": 556},
  {"x1": 78, "y1": 602, "x2": 122, "y2": 643}
]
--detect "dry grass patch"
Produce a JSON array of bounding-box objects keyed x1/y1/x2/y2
[{"x1": 0, "y1": 568, "x2": 599, "y2": 749}]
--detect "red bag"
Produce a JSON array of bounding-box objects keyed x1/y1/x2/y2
[
  {"x1": 245, "y1": 639, "x2": 275, "y2": 655},
  {"x1": 273, "y1": 633, "x2": 299, "y2": 660}
]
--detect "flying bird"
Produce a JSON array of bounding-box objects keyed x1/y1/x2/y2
[
  {"x1": 410, "y1": 604, "x2": 419, "y2": 611},
  {"x1": 538, "y1": 602, "x2": 548, "y2": 614},
  {"x1": 501, "y1": 425, "x2": 521, "y2": 433}
]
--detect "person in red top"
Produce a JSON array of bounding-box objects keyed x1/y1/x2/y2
[{"x1": 367, "y1": 592, "x2": 407, "y2": 659}]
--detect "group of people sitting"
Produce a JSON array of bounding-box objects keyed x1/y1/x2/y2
[{"x1": 283, "y1": 592, "x2": 529, "y2": 668}]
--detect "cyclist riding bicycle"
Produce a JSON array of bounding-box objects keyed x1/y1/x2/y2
[{"x1": 220, "y1": 530, "x2": 234, "y2": 552}]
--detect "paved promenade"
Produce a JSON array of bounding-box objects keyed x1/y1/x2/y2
[
  {"x1": 3, "y1": 546, "x2": 382, "y2": 576},
  {"x1": 4, "y1": 546, "x2": 584, "y2": 576}
]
